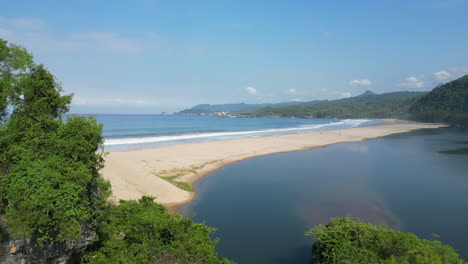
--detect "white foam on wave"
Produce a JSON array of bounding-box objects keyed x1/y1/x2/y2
[{"x1": 104, "y1": 119, "x2": 371, "y2": 146}]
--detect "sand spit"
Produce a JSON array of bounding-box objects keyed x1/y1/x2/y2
[{"x1": 101, "y1": 120, "x2": 445, "y2": 207}]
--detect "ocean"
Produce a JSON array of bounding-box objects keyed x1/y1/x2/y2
[{"x1": 87, "y1": 114, "x2": 379, "y2": 151}]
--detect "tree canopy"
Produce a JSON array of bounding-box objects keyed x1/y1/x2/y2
[
  {"x1": 307, "y1": 217, "x2": 466, "y2": 264},
  {"x1": 409, "y1": 75, "x2": 468, "y2": 125},
  {"x1": 80, "y1": 197, "x2": 231, "y2": 264},
  {"x1": 0, "y1": 39, "x2": 34, "y2": 121},
  {"x1": 0, "y1": 39, "x2": 106, "y2": 244}
]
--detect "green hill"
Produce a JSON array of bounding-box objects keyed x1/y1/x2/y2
[
  {"x1": 409, "y1": 75, "x2": 468, "y2": 125},
  {"x1": 245, "y1": 75, "x2": 468, "y2": 126},
  {"x1": 247, "y1": 91, "x2": 426, "y2": 119}
]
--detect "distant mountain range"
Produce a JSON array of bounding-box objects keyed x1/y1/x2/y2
[
  {"x1": 248, "y1": 75, "x2": 468, "y2": 125},
  {"x1": 177, "y1": 90, "x2": 426, "y2": 117},
  {"x1": 176, "y1": 102, "x2": 303, "y2": 115},
  {"x1": 176, "y1": 75, "x2": 468, "y2": 126}
]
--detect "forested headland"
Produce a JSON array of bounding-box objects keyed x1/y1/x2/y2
[{"x1": 243, "y1": 76, "x2": 468, "y2": 126}]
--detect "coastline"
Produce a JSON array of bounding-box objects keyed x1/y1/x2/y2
[{"x1": 100, "y1": 119, "x2": 446, "y2": 208}]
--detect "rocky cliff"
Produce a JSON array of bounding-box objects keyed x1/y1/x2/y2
[{"x1": 0, "y1": 218, "x2": 95, "y2": 264}]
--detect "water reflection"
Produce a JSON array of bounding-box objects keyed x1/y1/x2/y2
[{"x1": 181, "y1": 128, "x2": 468, "y2": 263}]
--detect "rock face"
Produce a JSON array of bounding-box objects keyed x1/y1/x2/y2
[{"x1": 0, "y1": 221, "x2": 95, "y2": 264}]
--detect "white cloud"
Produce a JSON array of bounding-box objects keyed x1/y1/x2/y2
[
  {"x1": 433, "y1": 70, "x2": 452, "y2": 82},
  {"x1": 321, "y1": 28, "x2": 333, "y2": 38},
  {"x1": 0, "y1": 16, "x2": 47, "y2": 30},
  {"x1": 432, "y1": 67, "x2": 468, "y2": 83},
  {"x1": 332, "y1": 91, "x2": 352, "y2": 98},
  {"x1": 0, "y1": 17, "x2": 163, "y2": 55},
  {"x1": 290, "y1": 98, "x2": 304, "y2": 102},
  {"x1": 285, "y1": 88, "x2": 297, "y2": 95},
  {"x1": 245, "y1": 86, "x2": 257, "y2": 95},
  {"x1": 0, "y1": 28, "x2": 12, "y2": 37},
  {"x1": 349, "y1": 79, "x2": 372, "y2": 86},
  {"x1": 72, "y1": 96, "x2": 89, "y2": 105},
  {"x1": 400, "y1": 76, "x2": 425, "y2": 89},
  {"x1": 72, "y1": 96, "x2": 158, "y2": 106},
  {"x1": 70, "y1": 32, "x2": 142, "y2": 54}
]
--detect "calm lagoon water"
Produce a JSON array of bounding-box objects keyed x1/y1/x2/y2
[{"x1": 180, "y1": 128, "x2": 468, "y2": 263}]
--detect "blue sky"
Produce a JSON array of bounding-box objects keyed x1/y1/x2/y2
[{"x1": 1, "y1": 0, "x2": 468, "y2": 114}]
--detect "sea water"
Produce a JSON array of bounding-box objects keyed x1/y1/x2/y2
[{"x1": 84, "y1": 114, "x2": 378, "y2": 151}]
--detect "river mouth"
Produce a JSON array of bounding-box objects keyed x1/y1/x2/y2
[{"x1": 180, "y1": 128, "x2": 468, "y2": 264}]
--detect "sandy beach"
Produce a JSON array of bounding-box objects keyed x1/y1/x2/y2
[{"x1": 101, "y1": 120, "x2": 445, "y2": 207}]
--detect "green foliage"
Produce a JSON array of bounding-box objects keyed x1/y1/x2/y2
[
  {"x1": 160, "y1": 176, "x2": 194, "y2": 192},
  {"x1": 1, "y1": 116, "x2": 107, "y2": 243},
  {"x1": 306, "y1": 217, "x2": 466, "y2": 264},
  {"x1": 0, "y1": 39, "x2": 34, "y2": 121},
  {"x1": 0, "y1": 38, "x2": 107, "y2": 244},
  {"x1": 81, "y1": 197, "x2": 232, "y2": 264},
  {"x1": 410, "y1": 75, "x2": 468, "y2": 114},
  {"x1": 409, "y1": 75, "x2": 468, "y2": 126}
]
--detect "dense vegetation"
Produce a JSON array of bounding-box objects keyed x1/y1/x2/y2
[
  {"x1": 307, "y1": 217, "x2": 466, "y2": 264},
  {"x1": 409, "y1": 75, "x2": 468, "y2": 126},
  {"x1": 247, "y1": 91, "x2": 426, "y2": 119},
  {"x1": 0, "y1": 39, "x2": 107, "y2": 244},
  {"x1": 0, "y1": 38, "x2": 230, "y2": 263},
  {"x1": 80, "y1": 197, "x2": 231, "y2": 264}
]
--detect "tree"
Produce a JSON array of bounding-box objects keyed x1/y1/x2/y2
[
  {"x1": 80, "y1": 197, "x2": 232, "y2": 264},
  {"x1": 306, "y1": 217, "x2": 466, "y2": 264},
  {"x1": 0, "y1": 38, "x2": 107, "y2": 244},
  {"x1": 0, "y1": 39, "x2": 34, "y2": 122}
]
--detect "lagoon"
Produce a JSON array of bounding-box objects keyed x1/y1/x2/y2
[{"x1": 180, "y1": 128, "x2": 468, "y2": 263}]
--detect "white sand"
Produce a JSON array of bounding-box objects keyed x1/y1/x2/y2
[{"x1": 101, "y1": 120, "x2": 445, "y2": 207}]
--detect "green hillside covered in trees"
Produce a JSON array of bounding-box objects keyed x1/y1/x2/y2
[
  {"x1": 409, "y1": 75, "x2": 468, "y2": 125},
  {"x1": 245, "y1": 91, "x2": 426, "y2": 119},
  {"x1": 244, "y1": 76, "x2": 468, "y2": 126}
]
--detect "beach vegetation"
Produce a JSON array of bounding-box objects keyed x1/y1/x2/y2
[
  {"x1": 160, "y1": 176, "x2": 194, "y2": 192},
  {"x1": 153, "y1": 167, "x2": 203, "y2": 192},
  {"x1": 307, "y1": 217, "x2": 466, "y2": 264},
  {"x1": 79, "y1": 196, "x2": 231, "y2": 264}
]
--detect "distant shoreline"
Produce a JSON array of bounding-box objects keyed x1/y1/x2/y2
[{"x1": 100, "y1": 119, "x2": 446, "y2": 208}]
